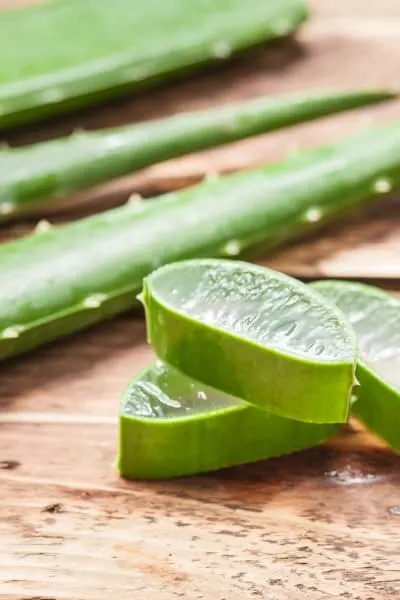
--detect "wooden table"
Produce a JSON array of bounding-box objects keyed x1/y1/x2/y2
[{"x1": 1, "y1": 2, "x2": 400, "y2": 599}]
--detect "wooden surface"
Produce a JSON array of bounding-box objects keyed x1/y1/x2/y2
[{"x1": 1, "y1": 1, "x2": 400, "y2": 599}]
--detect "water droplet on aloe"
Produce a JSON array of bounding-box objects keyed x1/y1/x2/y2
[
  {"x1": 313, "y1": 341, "x2": 326, "y2": 356},
  {"x1": 373, "y1": 177, "x2": 392, "y2": 194},
  {"x1": 132, "y1": 380, "x2": 182, "y2": 416},
  {"x1": 324, "y1": 466, "x2": 380, "y2": 485}
]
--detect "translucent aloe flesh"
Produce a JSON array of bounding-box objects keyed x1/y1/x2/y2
[
  {"x1": 312, "y1": 281, "x2": 400, "y2": 452},
  {"x1": 0, "y1": 89, "x2": 394, "y2": 220},
  {"x1": 0, "y1": 122, "x2": 400, "y2": 361},
  {"x1": 119, "y1": 361, "x2": 339, "y2": 479},
  {"x1": 142, "y1": 260, "x2": 357, "y2": 423},
  {"x1": 0, "y1": 0, "x2": 306, "y2": 128}
]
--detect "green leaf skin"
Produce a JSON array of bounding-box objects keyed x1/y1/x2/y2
[
  {"x1": 311, "y1": 281, "x2": 400, "y2": 452},
  {"x1": 118, "y1": 361, "x2": 339, "y2": 479},
  {"x1": 0, "y1": 123, "x2": 400, "y2": 362},
  {"x1": 0, "y1": 0, "x2": 306, "y2": 129},
  {"x1": 142, "y1": 259, "x2": 357, "y2": 424},
  {"x1": 0, "y1": 90, "x2": 395, "y2": 220}
]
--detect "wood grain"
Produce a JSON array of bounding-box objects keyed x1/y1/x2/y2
[{"x1": 0, "y1": 2, "x2": 400, "y2": 599}]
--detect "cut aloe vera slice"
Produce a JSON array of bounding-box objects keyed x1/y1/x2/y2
[
  {"x1": 142, "y1": 259, "x2": 357, "y2": 424},
  {"x1": 118, "y1": 361, "x2": 339, "y2": 479},
  {"x1": 312, "y1": 281, "x2": 400, "y2": 452}
]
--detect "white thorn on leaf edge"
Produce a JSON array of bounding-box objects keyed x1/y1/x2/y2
[
  {"x1": 83, "y1": 293, "x2": 108, "y2": 309},
  {"x1": 1, "y1": 325, "x2": 24, "y2": 339},
  {"x1": 35, "y1": 219, "x2": 53, "y2": 233}
]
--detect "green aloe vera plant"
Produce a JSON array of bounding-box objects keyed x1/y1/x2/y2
[
  {"x1": 141, "y1": 259, "x2": 357, "y2": 423},
  {"x1": 119, "y1": 361, "x2": 339, "y2": 479},
  {"x1": 0, "y1": 89, "x2": 393, "y2": 220},
  {"x1": 0, "y1": 122, "x2": 399, "y2": 361},
  {"x1": 0, "y1": 0, "x2": 306, "y2": 128},
  {"x1": 312, "y1": 281, "x2": 400, "y2": 452}
]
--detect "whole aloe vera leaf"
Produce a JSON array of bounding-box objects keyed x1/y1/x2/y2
[
  {"x1": 119, "y1": 361, "x2": 339, "y2": 479},
  {"x1": 0, "y1": 0, "x2": 306, "y2": 129},
  {"x1": 0, "y1": 89, "x2": 394, "y2": 221},
  {"x1": 0, "y1": 122, "x2": 400, "y2": 361},
  {"x1": 311, "y1": 281, "x2": 400, "y2": 452}
]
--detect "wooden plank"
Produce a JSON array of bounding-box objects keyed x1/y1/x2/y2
[
  {"x1": 1, "y1": 439, "x2": 400, "y2": 600},
  {"x1": 0, "y1": 2, "x2": 400, "y2": 599}
]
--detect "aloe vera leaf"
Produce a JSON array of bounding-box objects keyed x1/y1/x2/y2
[
  {"x1": 311, "y1": 281, "x2": 400, "y2": 452},
  {"x1": 142, "y1": 259, "x2": 357, "y2": 424},
  {"x1": 119, "y1": 361, "x2": 339, "y2": 479},
  {"x1": 0, "y1": 89, "x2": 394, "y2": 221},
  {"x1": 0, "y1": 122, "x2": 400, "y2": 361},
  {"x1": 0, "y1": 0, "x2": 306, "y2": 129}
]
